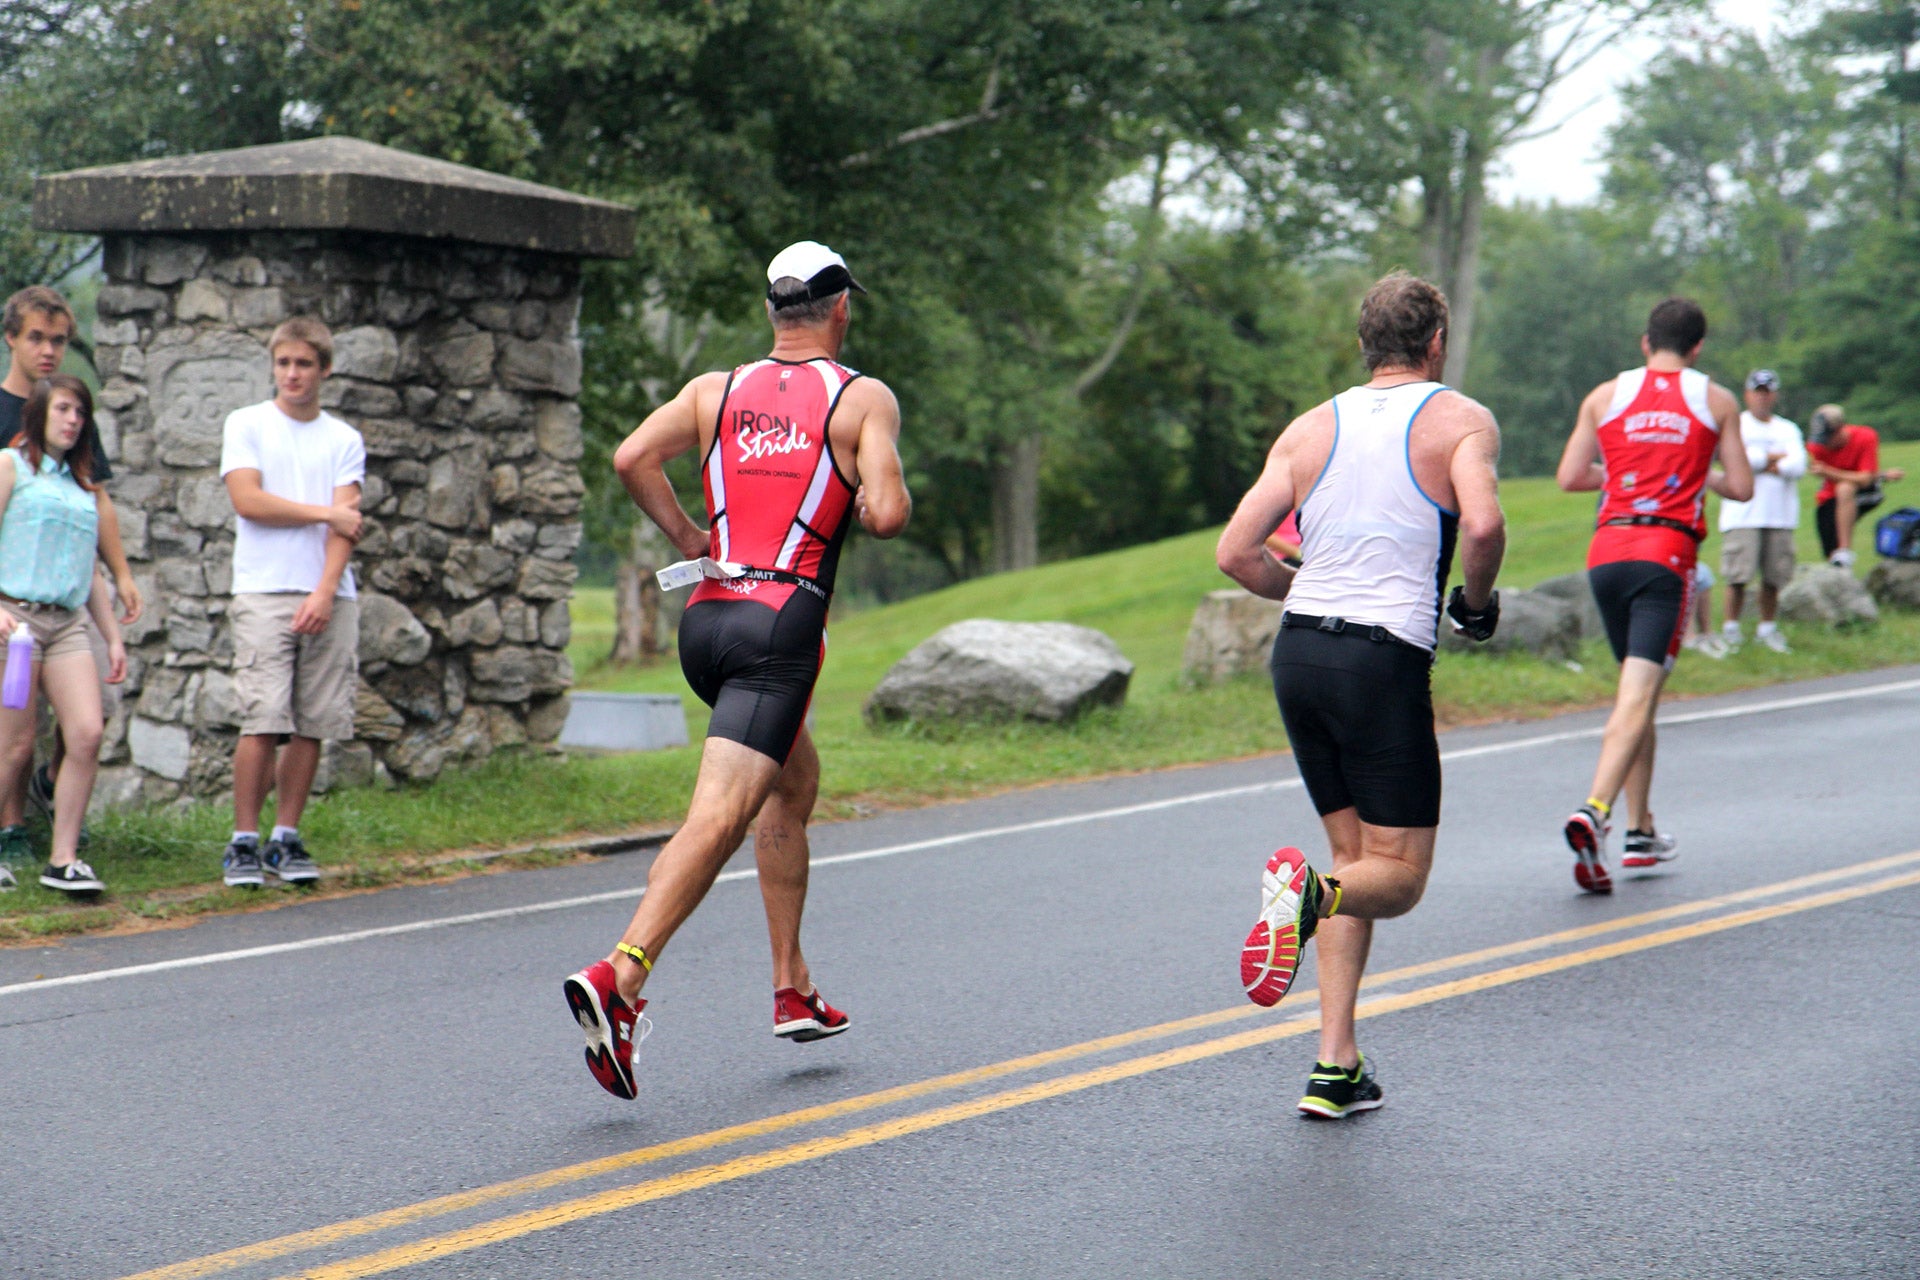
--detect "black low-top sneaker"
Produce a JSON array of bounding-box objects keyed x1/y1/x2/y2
[
  {"x1": 1298, "y1": 1054, "x2": 1384, "y2": 1120},
  {"x1": 263, "y1": 833, "x2": 320, "y2": 884},
  {"x1": 40, "y1": 859, "x2": 105, "y2": 894},
  {"x1": 223, "y1": 839, "x2": 265, "y2": 888}
]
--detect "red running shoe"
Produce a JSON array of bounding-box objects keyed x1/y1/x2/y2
[
  {"x1": 1564, "y1": 805, "x2": 1613, "y2": 895},
  {"x1": 562, "y1": 960, "x2": 649, "y2": 1100},
  {"x1": 1241, "y1": 847, "x2": 1324, "y2": 1008},
  {"x1": 774, "y1": 986, "x2": 850, "y2": 1042}
]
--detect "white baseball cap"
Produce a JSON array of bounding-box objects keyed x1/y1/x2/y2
[{"x1": 766, "y1": 240, "x2": 866, "y2": 308}]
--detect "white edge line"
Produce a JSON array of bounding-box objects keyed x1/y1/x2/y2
[{"x1": 4, "y1": 673, "x2": 1917, "y2": 999}]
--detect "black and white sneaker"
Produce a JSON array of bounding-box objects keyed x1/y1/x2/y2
[
  {"x1": 1621, "y1": 829, "x2": 1678, "y2": 869},
  {"x1": 40, "y1": 859, "x2": 105, "y2": 893},
  {"x1": 0, "y1": 862, "x2": 15, "y2": 892},
  {"x1": 263, "y1": 833, "x2": 320, "y2": 884},
  {"x1": 223, "y1": 838, "x2": 265, "y2": 888}
]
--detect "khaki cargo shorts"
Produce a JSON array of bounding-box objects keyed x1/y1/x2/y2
[
  {"x1": 0, "y1": 598, "x2": 92, "y2": 665},
  {"x1": 1720, "y1": 527, "x2": 1796, "y2": 589},
  {"x1": 230, "y1": 593, "x2": 359, "y2": 740}
]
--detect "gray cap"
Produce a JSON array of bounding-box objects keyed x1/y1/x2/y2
[{"x1": 1745, "y1": 368, "x2": 1779, "y2": 391}]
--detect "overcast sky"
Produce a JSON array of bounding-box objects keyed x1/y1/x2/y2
[{"x1": 1492, "y1": 0, "x2": 1786, "y2": 205}]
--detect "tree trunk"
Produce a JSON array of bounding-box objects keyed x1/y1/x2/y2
[
  {"x1": 990, "y1": 433, "x2": 1042, "y2": 572},
  {"x1": 608, "y1": 521, "x2": 669, "y2": 665},
  {"x1": 1440, "y1": 144, "x2": 1488, "y2": 388}
]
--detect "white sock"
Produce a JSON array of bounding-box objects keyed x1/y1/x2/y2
[
  {"x1": 1756, "y1": 621, "x2": 1778, "y2": 638},
  {"x1": 271, "y1": 826, "x2": 298, "y2": 843},
  {"x1": 232, "y1": 831, "x2": 259, "y2": 844}
]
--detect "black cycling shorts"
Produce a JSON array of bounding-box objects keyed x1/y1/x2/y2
[
  {"x1": 1270, "y1": 626, "x2": 1441, "y2": 829},
  {"x1": 1816, "y1": 489, "x2": 1883, "y2": 559},
  {"x1": 1587, "y1": 559, "x2": 1686, "y2": 667},
  {"x1": 678, "y1": 591, "x2": 827, "y2": 765}
]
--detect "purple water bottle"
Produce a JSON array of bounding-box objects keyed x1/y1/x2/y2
[{"x1": 2, "y1": 622, "x2": 31, "y2": 710}]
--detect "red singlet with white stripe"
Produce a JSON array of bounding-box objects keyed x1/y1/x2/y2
[
  {"x1": 692, "y1": 357, "x2": 860, "y2": 610},
  {"x1": 1587, "y1": 365, "x2": 1720, "y2": 575}
]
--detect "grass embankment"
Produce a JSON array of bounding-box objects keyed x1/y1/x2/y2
[{"x1": 6, "y1": 444, "x2": 1917, "y2": 939}]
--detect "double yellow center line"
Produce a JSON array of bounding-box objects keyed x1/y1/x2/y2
[{"x1": 122, "y1": 850, "x2": 1920, "y2": 1280}]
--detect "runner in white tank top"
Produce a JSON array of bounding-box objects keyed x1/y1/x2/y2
[
  {"x1": 1285, "y1": 380, "x2": 1457, "y2": 651},
  {"x1": 1214, "y1": 272, "x2": 1506, "y2": 1119}
]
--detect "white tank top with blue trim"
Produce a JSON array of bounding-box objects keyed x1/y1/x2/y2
[{"x1": 1282, "y1": 380, "x2": 1459, "y2": 651}]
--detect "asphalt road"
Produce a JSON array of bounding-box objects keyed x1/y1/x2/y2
[{"x1": 4, "y1": 667, "x2": 1920, "y2": 1280}]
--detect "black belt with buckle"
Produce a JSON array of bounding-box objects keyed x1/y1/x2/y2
[
  {"x1": 729, "y1": 567, "x2": 829, "y2": 602},
  {"x1": 1280, "y1": 611, "x2": 1422, "y2": 651},
  {"x1": 1602, "y1": 515, "x2": 1703, "y2": 542}
]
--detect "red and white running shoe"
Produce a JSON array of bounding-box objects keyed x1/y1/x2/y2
[
  {"x1": 1241, "y1": 846, "x2": 1323, "y2": 1008},
  {"x1": 774, "y1": 986, "x2": 850, "y2": 1042},
  {"x1": 562, "y1": 960, "x2": 649, "y2": 1100},
  {"x1": 1563, "y1": 805, "x2": 1613, "y2": 894}
]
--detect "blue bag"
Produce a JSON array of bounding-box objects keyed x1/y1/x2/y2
[{"x1": 1874, "y1": 507, "x2": 1920, "y2": 560}]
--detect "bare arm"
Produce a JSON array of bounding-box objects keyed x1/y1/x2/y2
[
  {"x1": 84, "y1": 571, "x2": 126, "y2": 682},
  {"x1": 225, "y1": 469, "x2": 363, "y2": 540},
  {"x1": 611, "y1": 374, "x2": 716, "y2": 561},
  {"x1": 850, "y1": 381, "x2": 911, "y2": 539},
  {"x1": 93, "y1": 490, "x2": 143, "y2": 623},
  {"x1": 1705, "y1": 388, "x2": 1754, "y2": 501},
  {"x1": 1556, "y1": 387, "x2": 1607, "y2": 493},
  {"x1": 291, "y1": 484, "x2": 360, "y2": 635},
  {"x1": 1215, "y1": 423, "x2": 1304, "y2": 601},
  {"x1": 1450, "y1": 411, "x2": 1506, "y2": 611}
]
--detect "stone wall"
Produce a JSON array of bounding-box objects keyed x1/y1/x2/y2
[{"x1": 90, "y1": 230, "x2": 585, "y2": 805}]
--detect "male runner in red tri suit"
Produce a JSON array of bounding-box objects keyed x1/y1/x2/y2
[
  {"x1": 563, "y1": 242, "x2": 911, "y2": 1100},
  {"x1": 1555, "y1": 298, "x2": 1751, "y2": 893}
]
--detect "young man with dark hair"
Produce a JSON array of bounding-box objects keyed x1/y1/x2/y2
[
  {"x1": 1217, "y1": 270, "x2": 1506, "y2": 1118},
  {"x1": 1807, "y1": 405, "x2": 1904, "y2": 568},
  {"x1": 1555, "y1": 298, "x2": 1752, "y2": 891},
  {"x1": 218, "y1": 316, "x2": 366, "y2": 888},
  {"x1": 0, "y1": 285, "x2": 142, "y2": 867},
  {"x1": 563, "y1": 241, "x2": 912, "y2": 1101}
]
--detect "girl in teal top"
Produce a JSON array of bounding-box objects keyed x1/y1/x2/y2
[{"x1": 0, "y1": 375, "x2": 127, "y2": 894}]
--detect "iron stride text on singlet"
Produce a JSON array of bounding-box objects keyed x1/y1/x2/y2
[
  {"x1": 1587, "y1": 366, "x2": 1719, "y2": 575},
  {"x1": 1284, "y1": 381, "x2": 1459, "y2": 651},
  {"x1": 694, "y1": 357, "x2": 861, "y2": 610}
]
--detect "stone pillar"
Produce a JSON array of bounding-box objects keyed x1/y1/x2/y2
[{"x1": 33, "y1": 138, "x2": 634, "y2": 803}]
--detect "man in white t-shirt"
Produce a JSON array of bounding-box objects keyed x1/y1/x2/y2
[
  {"x1": 1718, "y1": 369, "x2": 1804, "y2": 654},
  {"x1": 217, "y1": 317, "x2": 367, "y2": 888}
]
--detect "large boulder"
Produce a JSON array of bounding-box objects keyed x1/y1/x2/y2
[
  {"x1": 866, "y1": 620, "x2": 1134, "y2": 724},
  {"x1": 1528, "y1": 571, "x2": 1606, "y2": 644},
  {"x1": 1866, "y1": 560, "x2": 1920, "y2": 612},
  {"x1": 1779, "y1": 564, "x2": 1879, "y2": 628},
  {"x1": 1181, "y1": 589, "x2": 1284, "y2": 683},
  {"x1": 1437, "y1": 587, "x2": 1581, "y2": 660}
]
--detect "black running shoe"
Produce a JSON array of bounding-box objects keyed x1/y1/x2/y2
[
  {"x1": 223, "y1": 838, "x2": 264, "y2": 888},
  {"x1": 1298, "y1": 1054, "x2": 1384, "y2": 1120},
  {"x1": 39, "y1": 859, "x2": 105, "y2": 894},
  {"x1": 263, "y1": 833, "x2": 320, "y2": 884}
]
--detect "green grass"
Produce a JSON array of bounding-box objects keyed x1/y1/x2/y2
[{"x1": 7, "y1": 443, "x2": 1917, "y2": 939}]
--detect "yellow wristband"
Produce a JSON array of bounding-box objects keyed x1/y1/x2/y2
[{"x1": 615, "y1": 943, "x2": 653, "y2": 972}]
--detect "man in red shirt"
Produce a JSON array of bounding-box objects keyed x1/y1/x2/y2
[
  {"x1": 1807, "y1": 406, "x2": 1905, "y2": 567},
  {"x1": 1554, "y1": 298, "x2": 1751, "y2": 893},
  {"x1": 561, "y1": 242, "x2": 913, "y2": 1102}
]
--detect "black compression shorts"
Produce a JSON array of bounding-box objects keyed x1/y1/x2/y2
[
  {"x1": 1587, "y1": 559, "x2": 1686, "y2": 667},
  {"x1": 678, "y1": 592, "x2": 827, "y2": 764},
  {"x1": 1270, "y1": 626, "x2": 1441, "y2": 829}
]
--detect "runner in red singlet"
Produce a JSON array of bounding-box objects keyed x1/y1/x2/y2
[
  {"x1": 563, "y1": 242, "x2": 911, "y2": 1101},
  {"x1": 1554, "y1": 298, "x2": 1751, "y2": 894}
]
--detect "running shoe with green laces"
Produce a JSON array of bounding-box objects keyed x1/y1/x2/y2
[
  {"x1": 1298, "y1": 1054, "x2": 1384, "y2": 1120},
  {"x1": 1241, "y1": 846, "x2": 1328, "y2": 1007}
]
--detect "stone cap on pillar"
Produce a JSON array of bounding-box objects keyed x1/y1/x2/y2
[{"x1": 33, "y1": 136, "x2": 634, "y2": 258}]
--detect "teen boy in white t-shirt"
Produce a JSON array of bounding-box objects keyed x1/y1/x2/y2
[{"x1": 217, "y1": 318, "x2": 366, "y2": 887}]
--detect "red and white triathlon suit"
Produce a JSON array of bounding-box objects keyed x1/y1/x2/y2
[
  {"x1": 678, "y1": 356, "x2": 861, "y2": 763},
  {"x1": 1585, "y1": 366, "x2": 1720, "y2": 667}
]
